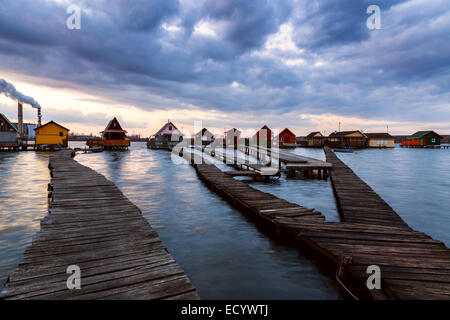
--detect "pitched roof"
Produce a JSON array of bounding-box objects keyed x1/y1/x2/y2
[
  {"x1": 0, "y1": 113, "x2": 18, "y2": 132},
  {"x1": 365, "y1": 133, "x2": 393, "y2": 139},
  {"x1": 279, "y1": 128, "x2": 296, "y2": 136},
  {"x1": 305, "y1": 131, "x2": 323, "y2": 139},
  {"x1": 154, "y1": 121, "x2": 183, "y2": 136},
  {"x1": 34, "y1": 121, "x2": 70, "y2": 132},
  {"x1": 409, "y1": 131, "x2": 443, "y2": 139},
  {"x1": 195, "y1": 128, "x2": 214, "y2": 137},
  {"x1": 226, "y1": 128, "x2": 241, "y2": 135},
  {"x1": 252, "y1": 125, "x2": 273, "y2": 140},
  {"x1": 101, "y1": 117, "x2": 127, "y2": 134},
  {"x1": 328, "y1": 130, "x2": 367, "y2": 138}
]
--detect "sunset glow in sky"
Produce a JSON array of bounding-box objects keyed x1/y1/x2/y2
[{"x1": 0, "y1": 0, "x2": 449, "y2": 137}]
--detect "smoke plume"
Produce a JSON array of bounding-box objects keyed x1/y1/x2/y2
[{"x1": 0, "y1": 78, "x2": 41, "y2": 108}]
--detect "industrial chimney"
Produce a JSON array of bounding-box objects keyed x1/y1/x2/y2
[
  {"x1": 18, "y1": 102, "x2": 24, "y2": 138},
  {"x1": 37, "y1": 107, "x2": 42, "y2": 127}
]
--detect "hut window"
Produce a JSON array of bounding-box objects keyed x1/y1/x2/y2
[
  {"x1": 169, "y1": 126, "x2": 172, "y2": 131},
  {"x1": 59, "y1": 132, "x2": 63, "y2": 136},
  {"x1": 432, "y1": 138, "x2": 436, "y2": 143}
]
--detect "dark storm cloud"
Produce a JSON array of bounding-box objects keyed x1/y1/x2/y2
[
  {"x1": 291, "y1": 0, "x2": 408, "y2": 50},
  {"x1": 117, "y1": 0, "x2": 179, "y2": 31},
  {"x1": 0, "y1": 0, "x2": 449, "y2": 126},
  {"x1": 201, "y1": 0, "x2": 291, "y2": 51}
]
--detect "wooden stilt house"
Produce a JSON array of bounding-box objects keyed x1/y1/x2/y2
[
  {"x1": 0, "y1": 113, "x2": 18, "y2": 150},
  {"x1": 278, "y1": 128, "x2": 296, "y2": 148},
  {"x1": 147, "y1": 121, "x2": 184, "y2": 150},
  {"x1": 87, "y1": 117, "x2": 130, "y2": 150}
]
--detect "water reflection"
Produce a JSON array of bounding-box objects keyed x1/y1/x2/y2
[
  {"x1": 3, "y1": 142, "x2": 447, "y2": 297},
  {"x1": 73, "y1": 142, "x2": 342, "y2": 299},
  {"x1": 0, "y1": 151, "x2": 50, "y2": 288},
  {"x1": 330, "y1": 145, "x2": 450, "y2": 247},
  {"x1": 235, "y1": 147, "x2": 341, "y2": 222}
]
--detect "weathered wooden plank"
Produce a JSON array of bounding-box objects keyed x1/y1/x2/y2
[
  {"x1": 190, "y1": 149, "x2": 450, "y2": 300},
  {"x1": 0, "y1": 149, "x2": 199, "y2": 300}
]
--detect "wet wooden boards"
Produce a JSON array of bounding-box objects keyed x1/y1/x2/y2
[
  {"x1": 323, "y1": 147, "x2": 411, "y2": 228},
  {"x1": 190, "y1": 148, "x2": 450, "y2": 300},
  {"x1": 0, "y1": 149, "x2": 199, "y2": 300}
]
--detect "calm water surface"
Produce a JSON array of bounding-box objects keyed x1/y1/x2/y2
[
  {"x1": 316, "y1": 146, "x2": 449, "y2": 247},
  {"x1": 0, "y1": 151, "x2": 51, "y2": 288},
  {"x1": 1, "y1": 142, "x2": 448, "y2": 297},
  {"x1": 247, "y1": 148, "x2": 340, "y2": 223},
  {"x1": 0, "y1": 142, "x2": 342, "y2": 299}
]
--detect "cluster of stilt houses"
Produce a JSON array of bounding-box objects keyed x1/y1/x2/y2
[
  {"x1": 146, "y1": 121, "x2": 447, "y2": 151},
  {"x1": 146, "y1": 122, "x2": 392, "y2": 151},
  {"x1": 0, "y1": 112, "x2": 69, "y2": 151},
  {"x1": 146, "y1": 122, "x2": 298, "y2": 150},
  {"x1": 0, "y1": 110, "x2": 446, "y2": 152},
  {"x1": 0, "y1": 112, "x2": 132, "y2": 151}
]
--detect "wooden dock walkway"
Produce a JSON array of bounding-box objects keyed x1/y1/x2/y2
[
  {"x1": 323, "y1": 147, "x2": 411, "y2": 229},
  {"x1": 239, "y1": 145, "x2": 332, "y2": 177},
  {"x1": 196, "y1": 146, "x2": 278, "y2": 176},
  {"x1": 187, "y1": 148, "x2": 450, "y2": 299},
  {"x1": 0, "y1": 149, "x2": 198, "y2": 300}
]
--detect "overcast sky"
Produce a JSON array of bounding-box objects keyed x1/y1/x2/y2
[{"x1": 0, "y1": 0, "x2": 449, "y2": 136}]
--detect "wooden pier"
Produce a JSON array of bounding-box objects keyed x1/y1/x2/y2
[
  {"x1": 239, "y1": 145, "x2": 332, "y2": 178},
  {"x1": 323, "y1": 147, "x2": 410, "y2": 229},
  {"x1": 195, "y1": 146, "x2": 279, "y2": 177},
  {"x1": 184, "y1": 148, "x2": 450, "y2": 299},
  {"x1": 0, "y1": 149, "x2": 198, "y2": 300},
  {"x1": 199, "y1": 145, "x2": 330, "y2": 178}
]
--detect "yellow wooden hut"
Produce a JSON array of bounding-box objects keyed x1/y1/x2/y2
[
  {"x1": 366, "y1": 133, "x2": 395, "y2": 148},
  {"x1": 35, "y1": 121, "x2": 69, "y2": 147}
]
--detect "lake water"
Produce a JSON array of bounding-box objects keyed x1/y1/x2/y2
[
  {"x1": 0, "y1": 142, "x2": 342, "y2": 299},
  {"x1": 310, "y1": 145, "x2": 450, "y2": 247},
  {"x1": 0, "y1": 151, "x2": 51, "y2": 289},
  {"x1": 1, "y1": 142, "x2": 449, "y2": 298}
]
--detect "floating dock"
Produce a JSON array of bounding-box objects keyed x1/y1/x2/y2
[
  {"x1": 0, "y1": 149, "x2": 198, "y2": 300},
  {"x1": 184, "y1": 148, "x2": 450, "y2": 299}
]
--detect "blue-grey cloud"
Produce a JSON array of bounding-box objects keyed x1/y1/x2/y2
[
  {"x1": 0, "y1": 0, "x2": 449, "y2": 129},
  {"x1": 291, "y1": 0, "x2": 408, "y2": 51}
]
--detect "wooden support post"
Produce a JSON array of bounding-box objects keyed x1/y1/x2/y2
[
  {"x1": 287, "y1": 168, "x2": 295, "y2": 178},
  {"x1": 338, "y1": 255, "x2": 353, "y2": 279}
]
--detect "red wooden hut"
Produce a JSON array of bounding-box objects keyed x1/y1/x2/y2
[
  {"x1": 278, "y1": 128, "x2": 296, "y2": 148},
  {"x1": 87, "y1": 117, "x2": 130, "y2": 150},
  {"x1": 253, "y1": 125, "x2": 273, "y2": 147},
  {"x1": 401, "y1": 131, "x2": 443, "y2": 147}
]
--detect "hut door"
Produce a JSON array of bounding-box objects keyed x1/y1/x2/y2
[
  {"x1": 234, "y1": 136, "x2": 237, "y2": 149},
  {"x1": 420, "y1": 138, "x2": 423, "y2": 146}
]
